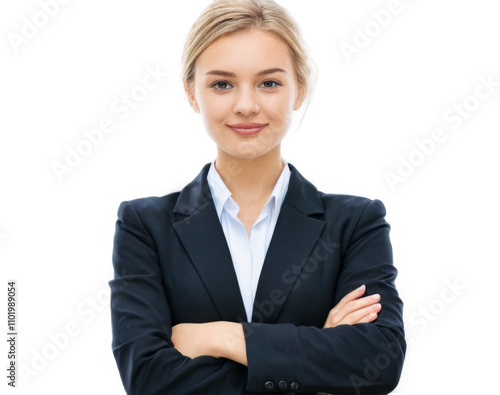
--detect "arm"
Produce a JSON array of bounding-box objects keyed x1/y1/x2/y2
[
  {"x1": 109, "y1": 201, "x2": 247, "y2": 394},
  {"x1": 241, "y1": 199, "x2": 405, "y2": 394},
  {"x1": 171, "y1": 321, "x2": 248, "y2": 365},
  {"x1": 172, "y1": 200, "x2": 405, "y2": 394},
  {"x1": 171, "y1": 284, "x2": 383, "y2": 365}
]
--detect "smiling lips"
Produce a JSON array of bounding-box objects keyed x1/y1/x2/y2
[{"x1": 226, "y1": 122, "x2": 268, "y2": 135}]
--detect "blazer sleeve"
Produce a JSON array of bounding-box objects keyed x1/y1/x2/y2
[
  {"x1": 109, "y1": 201, "x2": 247, "y2": 394},
  {"x1": 242, "y1": 199, "x2": 406, "y2": 394}
]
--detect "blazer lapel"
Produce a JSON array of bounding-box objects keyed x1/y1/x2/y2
[
  {"x1": 172, "y1": 164, "x2": 247, "y2": 322},
  {"x1": 252, "y1": 163, "x2": 325, "y2": 323},
  {"x1": 172, "y1": 162, "x2": 326, "y2": 325}
]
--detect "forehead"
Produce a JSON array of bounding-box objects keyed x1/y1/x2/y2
[{"x1": 196, "y1": 29, "x2": 294, "y2": 76}]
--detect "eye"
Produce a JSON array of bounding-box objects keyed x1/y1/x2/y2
[
  {"x1": 211, "y1": 81, "x2": 233, "y2": 91},
  {"x1": 261, "y1": 80, "x2": 281, "y2": 89}
]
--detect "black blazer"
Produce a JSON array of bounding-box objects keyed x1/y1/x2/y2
[{"x1": 110, "y1": 163, "x2": 406, "y2": 394}]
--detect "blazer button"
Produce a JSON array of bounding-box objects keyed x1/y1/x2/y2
[
  {"x1": 264, "y1": 381, "x2": 275, "y2": 390},
  {"x1": 278, "y1": 380, "x2": 287, "y2": 390},
  {"x1": 290, "y1": 381, "x2": 299, "y2": 390}
]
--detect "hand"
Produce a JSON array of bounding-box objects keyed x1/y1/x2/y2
[
  {"x1": 323, "y1": 285, "x2": 381, "y2": 328},
  {"x1": 171, "y1": 323, "x2": 213, "y2": 359},
  {"x1": 171, "y1": 322, "x2": 247, "y2": 365}
]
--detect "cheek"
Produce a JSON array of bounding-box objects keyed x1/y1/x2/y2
[
  {"x1": 267, "y1": 95, "x2": 295, "y2": 127},
  {"x1": 200, "y1": 95, "x2": 231, "y2": 123},
  {"x1": 265, "y1": 105, "x2": 294, "y2": 141},
  {"x1": 270, "y1": 87, "x2": 296, "y2": 115}
]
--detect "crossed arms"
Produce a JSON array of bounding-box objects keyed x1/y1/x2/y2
[{"x1": 110, "y1": 197, "x2": 406, "y2": 394}]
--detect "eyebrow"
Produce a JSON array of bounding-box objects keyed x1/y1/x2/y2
[{"x1": 205, "y1": 68, "x2": 287, "y2": 77}]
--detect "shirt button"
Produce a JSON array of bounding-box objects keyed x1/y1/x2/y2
[
  {"x1": 278, "y1": 380, "x2": 287, "y2": 390},
  {"x1": 264, "y1": 381, "x2": 274, "y2": 390},
  {"x1": 290, "y1": 381, "x2": 299, "y2": 390},
  {"x1": 256, "y1": 223, "x2": 261, "y2": 230}
]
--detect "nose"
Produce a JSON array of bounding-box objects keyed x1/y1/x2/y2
[{"x1": 233, "y1": 85, "x2": 260, "y2": 116}]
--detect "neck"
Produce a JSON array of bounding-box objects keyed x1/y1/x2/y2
[{"x1": 214, "y1": 146, "x2": 284, "y2": 204}]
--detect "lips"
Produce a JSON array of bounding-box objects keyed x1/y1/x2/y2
[{"x1": 226, "y1": 122, "x2": 268, "y2": 135}]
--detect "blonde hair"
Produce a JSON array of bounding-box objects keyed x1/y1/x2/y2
[{"x1": 181, "y1": 0, "x2": 316, "y2": 113}]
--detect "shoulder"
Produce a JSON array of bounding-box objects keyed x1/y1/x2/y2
[
  {"x1": 116, "y1": 162, "x2": 212, "y2": 219},
  {"x1": 287, "y1": 163, "x2": 387, "y2": 221},
  {"x1": 118, "y1": 192, "x2": 180, "y2": 216},
  {"x1": 318, "y1": 192, "x2": 387, "y2": 219},
  {"x1": 317, "y1": 193, "x2": 390, "y2": 252},
  {"x1": 312, "y1": 193, "x2": 391, "y2": 259},
  {"x1": 114, "y1": 192, "x2": 183, "y2": 238}
]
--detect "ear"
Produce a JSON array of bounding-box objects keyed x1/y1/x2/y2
[
  {"x1": 183, "y1": 78, "x2": 200, "y2": 113},
  {"x1": 293, "y1": 85, "x2": 306, "y2": 111}
]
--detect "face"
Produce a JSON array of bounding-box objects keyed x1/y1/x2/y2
[{"x1": 185, "y1": 28, "x2": 305, "y2": 160}]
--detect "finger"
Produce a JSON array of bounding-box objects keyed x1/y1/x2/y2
[
  {"x1": 342, "y1": 303, "x2": 382, "y2": 325},
  {"x1": 325, "y1": 301, "x2": 381, "y2": 328},
  {"x1": 325, "y1": 287, "x2": 370, "y2": 327},
  {"x1": 356, "y1": 311, "x2": 379, "y2": 324},
  {"x1": 324, "y1": 286, "x2": 381, "y2": 328},
  {"x1": 331, "y1": 293, "x2": 381, "y2": 322},
  {"x1": 349, "y1": 304, "x2": 382, "y2": 325},
  {"x1": 345, "y1": 293, "x2": 381, "y2": 313},
  {"x1": 340, "y1": 284, "x2": 367, "y2": 304},
  {"x1": 328, "y1": 285, "x2": 367, "y2": 316}
]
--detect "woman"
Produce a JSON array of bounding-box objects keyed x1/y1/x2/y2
[{"x1": 110, "y1": 0, "x2": 406, "y2": 393}]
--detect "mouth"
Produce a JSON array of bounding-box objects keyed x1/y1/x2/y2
[{"x1": 226, "y1": 122, "x2": 268, "y2": 135}]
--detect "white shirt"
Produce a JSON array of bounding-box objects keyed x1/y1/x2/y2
[{"x1": 206, "y1": 160, "x2": 291, "y2": 322}]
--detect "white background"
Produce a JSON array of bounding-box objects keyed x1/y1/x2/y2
[{"x1": 1, "y1": 0, "x2": 499, "y2": 393}]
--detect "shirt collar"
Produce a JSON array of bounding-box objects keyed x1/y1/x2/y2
[
  {"x1": 207, "y1": 161, "x2": 233, "y2": 220},
  {"x1": 207, "y1": 159, "x2": 291, "y2": 221}
]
